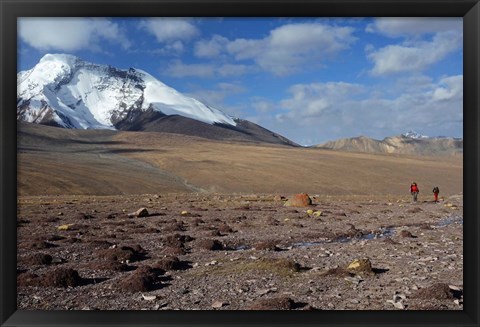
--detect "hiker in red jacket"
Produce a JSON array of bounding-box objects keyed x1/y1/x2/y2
[
  {"x1": 410, "y1": 182, "x2": 419, "y2": 202},
  {"x1": 432, "y1": 186, "x2": 440, "y2": 203}
]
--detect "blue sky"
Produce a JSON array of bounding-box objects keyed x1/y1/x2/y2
[{"x1": 18, "y1": 17, "x2": 463, "y2": 145}]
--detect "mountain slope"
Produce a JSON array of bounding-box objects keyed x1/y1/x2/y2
[
  {"x1": 17, "y1": 54, "x2": 297, "y2": 146},
  {"x1": 137, "y1": 114, "x2": 296, "y2": 145},
  {"x1": 316, "y1": 134, "x2": 463, "y2": 156}
]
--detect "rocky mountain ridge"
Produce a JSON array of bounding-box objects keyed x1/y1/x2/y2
[{"x1": 316, "y1": 133, "x2": 463, "y2": 156}]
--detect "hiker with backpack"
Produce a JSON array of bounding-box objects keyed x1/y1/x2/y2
[
  {"x1": 432, "y1": 186, "x2": 440, "y2": 203},
  {"x1": 410, "y1": 182, "x2": 419, "y2": 202}
]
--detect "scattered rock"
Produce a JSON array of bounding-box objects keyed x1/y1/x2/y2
[
  {"x1": 161, "y1": 246, "x2": 186, "y2": 255},
  {"x1": 344, "y1": 275, "x2": 364, "y2": 285},
  {"x1": 346, "y1": 258, "x2": 373, "y2": 275},
  {"x1": 117, "y1": 266, "x2": 161, "y2": 292},
  {"x1": 386, "y1": 299, "x2": 405, "y2": 309},
  {"x1": 211, "y1": 301, "x2": 226, "y2": 308},
  {"x1": 413, "y1": 283, "x2": 456, "y2": 300},
  {"x1": 399, "y1": 230, "x2": 416, "y2": 238},
  {"x1": 256, "y1": 288, "x2": 277, "y2": 296},
  {"x1": 142, "y1": 294, "x2": 157, "y2": 301},
  {"x1": 98, "y1": 245, "x2": 145, "y2": 262},
  {"x1": 128, "y1": 208, "x2": 149, "y2": 218},
  {"x1": 152, "y1": 256, "x2": 185, "y2": 271},
  {"x1": 284, "y1": 193, "x2": 312, "y2": 207},
  {"x1": 247, "y1": 296, "x2": 295, "y2": 310},
  {"x1": 57, "y1": 224, "x2": 76, "y2": 231},
  {"x1": 163, "y1": 233, "x2": 192, "y2": 248},
  {"x1": 41, "y1": 268, "x2": 83, "y2": 288},
  {"x1": 197, "y1": 239, "x2": 223, "y2": 251}
]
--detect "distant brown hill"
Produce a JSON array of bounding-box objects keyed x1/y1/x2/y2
[
  {"x1": 315, "y1": 135, "x2": 463, "y2": 156},
  {"x1": 17, "y1": 122, "x2": 463, "y2": 197}
]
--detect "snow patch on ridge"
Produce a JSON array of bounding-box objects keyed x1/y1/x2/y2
[
  {"x1": 402, "y1": 131, "x2": 429, "y2": 139},
  {"x1": 138, "y1": 70, "x2": 236, "y2": 126}
]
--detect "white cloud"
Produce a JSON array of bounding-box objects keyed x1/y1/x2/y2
[
  {"x1": 260, "y1": 75, "x2": 463, "y2": 144},
  {"x1": 251, "y1": 98, "x2": 276, "y2": 114},
  {"x1": 217, "y1": 64, "x2": 250, "y2": 77},
  {"x1": 366, "y1": 17, "x2": 462, "y2": 38},
  {"x1": 165, "y1": 60, "x2": 214, "y2": 78},
  {"x1": 368, "y1": 31, "x2": 462, "y2": 75},
  {"x1": 164, "y1": 60, "x2": 250, "y2": 78},
  {"x1": 432, "y1": 75, "x2": 463, "y2": 101},
  {"x1": 194, "y1": 22, "x2": 356, "y2": 76},
  {"x1": 194, "y1": 35, "x2": 229, "y2": 58},
  {"x1": 147, "y1": 41, "x2": 185, "y2": 56},
  {"x1": 280, "y1": 82, "x2": 365, "y2": 121},
  {"x1": 139, "y1": 18, "x2": 199, "y2": 43},
  {"x1": 18, "y1": 18, "x2": 131, "y2": 52},
  {"x1": 366, "y1": 18, "x2": 462, "y2": 76}
]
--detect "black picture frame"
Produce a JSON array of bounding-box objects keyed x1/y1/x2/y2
[{"x1": 1, "y1": 0, "x2": 479, "y2": 326}]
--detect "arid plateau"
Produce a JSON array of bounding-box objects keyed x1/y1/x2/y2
[{"x1": 17, "y1": 122, "x2": 463, "y2": 310}]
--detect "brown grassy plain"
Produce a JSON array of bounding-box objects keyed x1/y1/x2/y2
[{"x1": 18, "y1": 123, "x2": 462, "y2": 197}]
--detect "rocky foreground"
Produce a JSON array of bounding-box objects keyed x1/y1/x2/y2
[{"x1": 17, "y1": 193, "x2": 463, "y2": 310}]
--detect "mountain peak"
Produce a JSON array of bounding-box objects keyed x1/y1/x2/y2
[
  {"x1": 17, "y1": 54, "x2": 236, "y2": 129},
  {"x1": 39, "y1": 53, "x2": 79, "y2": 65},
  {"x1": 401, "y1": 131, "x2": 429, "y2": 139}
]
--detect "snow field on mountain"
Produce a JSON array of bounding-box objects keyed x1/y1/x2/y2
[{"x1": 139, "y1": 70, "x2": 236, "y2": 126}]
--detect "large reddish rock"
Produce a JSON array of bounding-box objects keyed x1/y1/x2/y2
[{"x1": 283, "y1": 193, "x2": 312, "y2": 207}]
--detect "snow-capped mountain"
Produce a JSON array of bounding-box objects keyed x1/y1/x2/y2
[
  {"x1": 17, "y1": 54, "x2": 297, "y2": 146},
  {"x1": 17, "y1": 54, "x2": 236, "y2": 129},
  {"x1": 401, "y1": 131, "x2": 429, "y2": 139}
]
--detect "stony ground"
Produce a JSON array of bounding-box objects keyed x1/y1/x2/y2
[{"x1": 17, "y1": 193, "x2": 463, "y2": 310}]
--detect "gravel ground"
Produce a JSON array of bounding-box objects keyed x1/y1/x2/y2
[{"x1": 17, "y1": 193, "x2": 463, "y2": 310}]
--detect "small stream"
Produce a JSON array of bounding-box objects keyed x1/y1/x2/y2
[
  {"x1": 232, "y1": 214, "x2": 463, "y2": 251},
  {"x1": 436, "y1": 214, "x2": 463, "y2": 227},
  {"x1": 292, "y1": 226, "x2": 395, "y2": 248}
]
